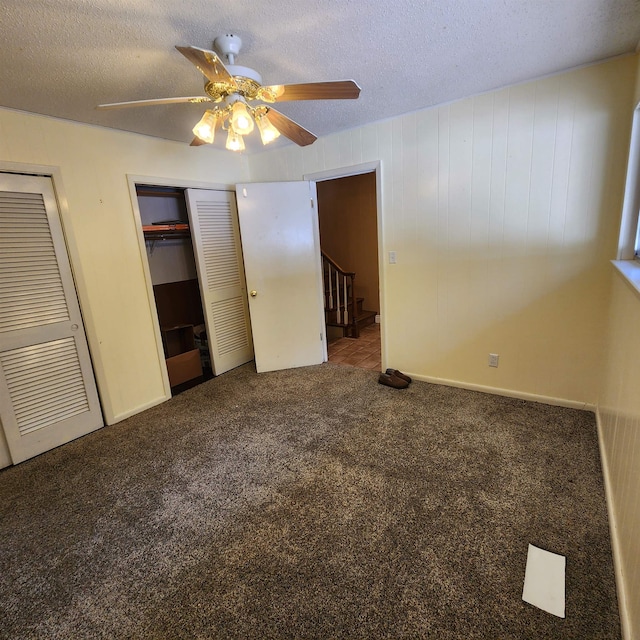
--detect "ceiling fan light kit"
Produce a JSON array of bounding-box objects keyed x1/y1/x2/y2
[
  {"x1": 230, "y1": 99, "x2": 254, "y2": 135},
  {"x1": 97, "y1": 33, "x2": 361, "y2": 151},
  {"x1": 255, "y1": 111, "x2": 280, "y2": 145},
  {"x1": 226, "y1": 127, "x2": 245, "y2": 151},
  {"x1": 192, "y1": 110, "x2": 218, "y2": 144}
]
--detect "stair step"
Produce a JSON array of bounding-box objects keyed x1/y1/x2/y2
[
  {"x1": 355, "y1": 309, "x2": 377, "y2": 328},
  {"x1": 326, "y1": 309, "x2": 377, "y2": 333}
]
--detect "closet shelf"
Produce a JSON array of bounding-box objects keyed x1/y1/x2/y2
[
  {"x1": 143, "y1": 223, "x2": 190, "y2": 255},
  {"x1": 143, "y1": 223, "x2": 190, "y2": 239}
]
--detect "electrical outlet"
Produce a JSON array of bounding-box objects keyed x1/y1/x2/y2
[{"x1": 489, "y1": 353, "x2": 499, "y2": 368}]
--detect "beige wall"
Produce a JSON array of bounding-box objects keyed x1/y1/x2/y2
[
  {"x1": 0, "y1": 108, "x2": 249, "y2": 441},
  {"x1": 317, "y1": 173, "x2": 379, "y2": 311},
  {"x1": 251, "y1": 56, "x2": 636, "y2": 407},
  {"x1": 595, "y1": 55, "x2": 640, "y2": 640},
  {"x1": 598, "y1": 271, "x2": 640, "y2": 638}
]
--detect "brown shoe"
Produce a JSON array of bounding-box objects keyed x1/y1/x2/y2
[
  {"x1": 386, "y1": 368, "x2": 412, "y2": 384},
  {"x1": 378, "y1": 372, "x2": 409, "y2": 389}
]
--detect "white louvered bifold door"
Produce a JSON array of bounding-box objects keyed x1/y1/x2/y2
[
  {"x1": 185, "y1": 189, "x2": 253, "y2": 375},
  {"x1": 0, "y1": 174, "x2": 103, "y2": 464}
]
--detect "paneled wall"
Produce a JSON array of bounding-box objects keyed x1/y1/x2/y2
[
  {"x1": 596, "y1": 55, "x2": 640, "y2": 640},
  {"x1": 0, "y1": 108, "x2": 249, "y2": 434},
  {"x1": 250, "y1": 56, "x2": 636, "y2": 407},
  {"x1": 598, "y1": 271, "x2": 640, "y2": 638}
]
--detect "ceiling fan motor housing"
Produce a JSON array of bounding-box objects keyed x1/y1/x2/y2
[
  {"x1": 214, "y1": 34, "x2": 243, "y2": 64},
  {"x1": 209, "y1": 33, "x2": 263, "y2": 96}
]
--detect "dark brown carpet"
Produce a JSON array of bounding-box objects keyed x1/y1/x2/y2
[{"x1": 0, "y1": 363, "x2": 620, "y2": 638}]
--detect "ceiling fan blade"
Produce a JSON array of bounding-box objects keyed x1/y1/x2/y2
[
  {"x1": 175, "y1": 45, "x2": 235, "y2": 85},
  {"x1": 97, "y1": 96, "x2": 211, "y2": 110},
  {"x1": 263, "y1": 80, "x2": 361, "y2": 102},
  {"x1": 190, "y1": 136, "x2": 208, "y2": 146},
  {"x1": 266, "y1": 108, "x2": 317, "y2": 147}
]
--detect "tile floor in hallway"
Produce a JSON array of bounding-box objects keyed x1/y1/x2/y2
[{"x1": 327, "y1": 322, "x2": 381, "y2": 371}]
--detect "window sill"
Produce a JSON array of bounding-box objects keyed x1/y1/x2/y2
[{"x1": 612, "y1": 260, "x2": 640, "y2": 299}]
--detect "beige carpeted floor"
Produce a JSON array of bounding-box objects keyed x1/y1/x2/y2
[{"x1": 0, "y1": 362, "x2": 620, "y2": 638}]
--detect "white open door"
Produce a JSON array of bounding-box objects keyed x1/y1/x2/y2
[
  {"x1": 185, "y1": 188, "x2": 254, "y2": 375},
  {"x1": 235, "y1": 181, "x2": 325, "y2": 373},
  {"x1": 0, "y1": 174, "x2": 103, "y2": 464}
]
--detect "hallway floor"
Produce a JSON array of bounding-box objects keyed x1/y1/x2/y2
[{"x1": 327, "y1": 323, "x2": 381, "y2": 371}]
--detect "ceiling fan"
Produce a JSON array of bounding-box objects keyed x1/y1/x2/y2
[{"x1": 97, "y1": 34, "x2": 361, "y2": 151}]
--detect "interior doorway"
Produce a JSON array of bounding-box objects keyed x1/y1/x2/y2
[{"x1": 314, "y1": 170, "x2": 381, "y2": 372}]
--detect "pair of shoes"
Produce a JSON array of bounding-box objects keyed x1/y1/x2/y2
[
  {"x1": 378, "y1": 371, "x2": 409, "y2": 389},
  {"x1": 386, "y1": 368, "x2": 412, "y2": 384}
]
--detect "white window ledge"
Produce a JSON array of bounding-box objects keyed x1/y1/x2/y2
[{"x1": 612, "y1": 260, "x2": 640, "y2": 299}]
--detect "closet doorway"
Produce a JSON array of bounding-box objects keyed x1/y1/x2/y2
[
  {"x1": 138, "y1": 186, "x2": 209, "y2": 392},
  {"x1": 136, "y1": 184, "x2": 253, "y2": 394}
]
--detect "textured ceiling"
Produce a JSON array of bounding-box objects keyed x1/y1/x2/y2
[{"x1": 2, "y1": 0, "x2": 640, "y2": 154}]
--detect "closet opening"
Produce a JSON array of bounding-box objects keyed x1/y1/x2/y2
[{"x1": 136, "y1": 185, "x2": 212, "y2": 394}]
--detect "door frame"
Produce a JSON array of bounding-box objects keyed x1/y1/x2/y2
[
  {"x1": 127, "y1": 174, "x2": 236, "y2": 400},
  {"x1": 303, "y1": 161, "x2": 385, "y2": 368}
]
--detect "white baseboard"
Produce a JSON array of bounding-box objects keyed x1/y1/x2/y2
[
  {"x1": 407, "y1": 373, "x2": 594, "y2": 411},
  {"x1": 595, "y1": 407, "x2": 632, "y2": 640},
  {"x1": 108, "y1": 394, "x2": 169, "y2": 425}
]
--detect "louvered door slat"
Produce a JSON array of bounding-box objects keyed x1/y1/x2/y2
[
  {"x1": 1, "y1": 298, "x2": 68, "y2": 316},
  {"x1": 2, "y1": 290, "x2": 67, "y2": 307},
  {"x1": 0, "y1": 270, "x2": 65, "y2": 281},
  {"x1": 8, "y1": 371, "x2": 85, "y2": 402},
  {"x1": 3, "y1": 351, "x2": 80, "y2": 381},
  {"x1": 0, "y1": 309, "x2": 70, "y2": 332},
  {"x1": 0, "y1": 240, "x2": 56, "y2": 248},
  {"x1": 19, "y1": 404, "x2": 90, "y2": 436},
  {"x1": 2, "y1": 255, "x2": 60, "y2": 265},
  {"x1": 15, "y1": 394, "x2": 88, "y2": 427},
  {"x1": 16, "y1": 390, "x2": 88, "y2": 422},
  {"x1": 0, "y1": 275, "x2": 65, "y2": 288}
]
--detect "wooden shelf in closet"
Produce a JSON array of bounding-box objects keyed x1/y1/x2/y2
[{"x1": 142, "y1": 223, "x2": 190, "y2": 240}]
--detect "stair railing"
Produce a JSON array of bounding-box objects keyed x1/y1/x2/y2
[{"x1": 321, "y1": 251, "x2": 359, "y2": 338}]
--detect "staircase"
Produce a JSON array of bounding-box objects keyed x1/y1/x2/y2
[{"x1": 322, "y1": 251, "x2": 377, "y2": 339}]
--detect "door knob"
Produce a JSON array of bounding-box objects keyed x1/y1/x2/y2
[{"x1": 250, "y1": 290, "x2": 257, "y2": 297}]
